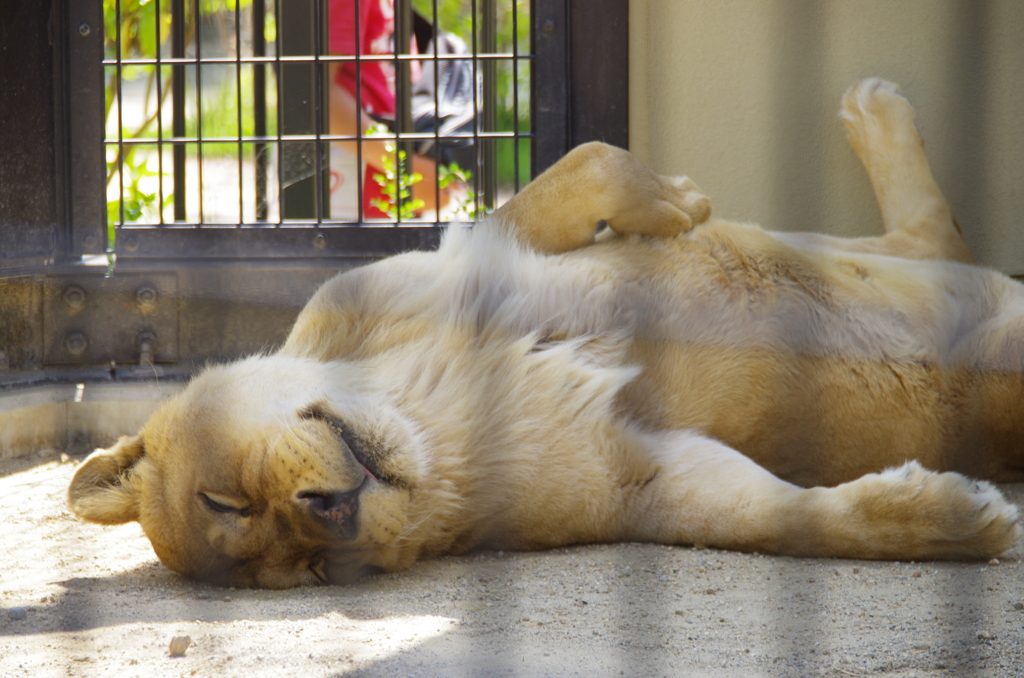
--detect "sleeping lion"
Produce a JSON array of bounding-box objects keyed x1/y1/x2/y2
[{"x1": 69, "y1": 80, "x2": 1023, "y2": 588}]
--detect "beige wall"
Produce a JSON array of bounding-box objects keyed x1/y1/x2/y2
[{"x1": 629, "y1": 0, "x2": 1024, "y2": 274}]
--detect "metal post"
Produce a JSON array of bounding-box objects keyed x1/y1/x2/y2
[
  {"x1": 280, "y1": 0, "x2": 328, "y2": 220},
  {"x1": 531, "y1": 0, "x2": 569, "y2": 176},
  {"x1": 568, "y1": 0, "x2": 628, "y2": 150},
  {"x1": 531, "y1": 0, "x2": 628, "y2": 176}
]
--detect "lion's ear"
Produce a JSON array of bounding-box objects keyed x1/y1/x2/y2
[{"x1": 68, "y1": 434, "x2": 146, "y2": 524}]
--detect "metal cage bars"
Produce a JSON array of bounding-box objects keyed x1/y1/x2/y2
[
  {"x1": 48, "y1": 0, "x2": 628, "y2": 266},
  {"x1": 100, "y1": 0, "x2": 532, "y2": 229}
]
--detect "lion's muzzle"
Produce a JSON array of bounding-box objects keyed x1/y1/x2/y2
[{"x1": 298, "y1": 481, "x2": 365, "y2": 540}]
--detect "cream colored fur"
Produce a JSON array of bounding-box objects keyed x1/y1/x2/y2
[{"x1": 69, "y1": 80, "x2": 1022, "y2": 588}]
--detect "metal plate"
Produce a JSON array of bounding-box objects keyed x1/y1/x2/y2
[{"x1": 43, "y1": 273, "x2": 178, "y2": 365}]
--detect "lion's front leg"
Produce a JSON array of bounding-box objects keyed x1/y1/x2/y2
[
  {"x1": 627, "y1": 431, "x2": 1020, "y2": 560},
  {"x1": 494, "y1": 142, "x2": 712, "y2": 254}
]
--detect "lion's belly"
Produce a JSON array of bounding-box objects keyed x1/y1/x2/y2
[
  {"x1": 617, "y1": 339, "x2": 1022, "y2": 487},
  {"x1": 554, "y1": 225, "x2": 1024, "y2": 486}
]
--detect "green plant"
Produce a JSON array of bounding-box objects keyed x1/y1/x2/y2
[
  {"x1": 438, "y1": 162, "x2": 485, "y2": 219},
  {"x1": 106, "y1": 150, "x2": 164, "y2": 233},
  {"x1": 370, "y1": 137, "x2": 425, "y2": 220},
  {"x1": 367, "y1": 137, "x2": 483, "y2": 221}
]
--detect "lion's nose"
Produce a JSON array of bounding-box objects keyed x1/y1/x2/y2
[{"x1": 298, "y1": 482, "x2": 363, "y2": 539}]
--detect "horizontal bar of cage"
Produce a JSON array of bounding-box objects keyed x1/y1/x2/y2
[
  {"x1": 111, "y1": 224, "x2": 445, "y2": 259},
  {"x1": 104, "y1": 132, "x2": 535, "y2": 144},
  {"x1": 111, "y1": 222, "x2": 448, "y2": 229},
  {"x1": 104, "y1": 53, "x2": 533, "y2": 67}
]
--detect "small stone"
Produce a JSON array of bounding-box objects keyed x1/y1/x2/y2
[
  {"x1": 674, "y1": 610, "x2": 685, "y2": 616},
  {"x1": 168, "y1": 636, "x2": 191, "y2": 657},
  {"x1": 196, "y1": 592, "x2": 211, "y2": 600},
  {"x1": 913, "y1": 571, "x2": 922, "y2": 578},
  {"x1": 1013, "y1": 602, "x2": 1024, "y2": 611},
  {"x1": 705, "y1": 589, "x2": 716, "y2": 595},
  {"x1": 222, "y1": 596, "x2": 232, "y2": 602},
  {"x1": 7, "y1": 607, "x2": 27, "y2": 621},
  {"x1": 852, "y1": 567, "x2": 860, "y2": 574},
  {"x1": 977, "y1": 630, "x2": 994, "y2": 641},
  {"x1": 988, "y1": 558, "x2": 1000, "y2": 566}
]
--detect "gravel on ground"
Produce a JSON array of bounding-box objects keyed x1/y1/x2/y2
[{"x1": 3, "y1": 452, "x2": 1023, "y2": 678}]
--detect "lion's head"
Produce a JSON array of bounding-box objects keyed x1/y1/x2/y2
[{"x1": 67, "y1": 355, "x2": 436, "y2": 588}]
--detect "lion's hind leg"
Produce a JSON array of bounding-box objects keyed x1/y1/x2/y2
[
  {"x1": 838, "y1": 78, "x2": 974, "y2": 263},
  {"x1": 628, "y1": 431, "x2": 1019, "y2": 560}
]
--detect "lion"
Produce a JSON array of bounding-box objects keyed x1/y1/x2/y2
[{"x1": 69, "y1": 79, "x2": 1023, "y2": 588}]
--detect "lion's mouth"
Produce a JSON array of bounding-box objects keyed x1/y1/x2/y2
[{"x1": 300, "y1": 406, "x2": 385, "y2": 483}]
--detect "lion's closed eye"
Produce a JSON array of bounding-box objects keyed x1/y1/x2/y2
[{"x1": 199, "y1": 492, "x2": 253, "y2": 517}]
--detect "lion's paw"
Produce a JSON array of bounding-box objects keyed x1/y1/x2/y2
[
  {"x1": 840, "y1": 78, "x2": 921, "y2": 162},
  {"x1": 848, "y1": 462, "x2": 1020, "y2": 560},
  {"x1": 607, "y1": 172, "x2": 713, "y2": 242},
  {"x1": 664, "y1": 175, "x2": 712, "y2": 228},
  {"x1": 920, "y1": 470, "x2": 1020, "y2": 557}
]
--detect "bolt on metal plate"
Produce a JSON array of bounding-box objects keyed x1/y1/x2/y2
[{"x1": 43, "y1": 274, "x2": 178, "y2": 365}]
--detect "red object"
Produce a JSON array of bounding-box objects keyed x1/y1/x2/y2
[{"x1": 330, "y1": 0, "x2": 395, "y2": 118}]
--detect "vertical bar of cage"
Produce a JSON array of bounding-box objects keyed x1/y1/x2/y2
[
  {"x1": 235, "y1": 0, "x2": 244, "y2": 224},
  {"x1": 155, "y1": 0, "x2": 166, "y2": 224},
  {"x1": 512, "y1": 0, "x2": 520, "y2": 193},
  {"x1": 354, "y1": 0, "x2": 364, "y2": 223},
  {"x1": 115, "y1": 0, "x2": 126, "y2": 230},
  {"x1": 313, "y1": 0, "x2": 324, "y2": 225},
  {"x1": 528, "y1": 0, "x2": 534, "y2": 176},
  {"x1": 470, "y1": 0, "x2": 480, "y2": 218},
  {"x1": 431, "y1": 0, "x2": 440, "y2": 218},
  {"x1": 172, "y1": 0, "x2": 186, "y2": 220},
  {"x1": 393, "y1": 1, "x2": 400, "y2": 224},
  {"x1": 253, "y1": 0, "x2": 268, "y2": 221},
  {"x1": 481, "y1": 0, "x2": 496, "y2": 210},
  {"x1": 274, "y1": 0, "x2": 284, "y2": 224},
  {"x1": 194, "y1": 0, "x2": 205, "y2": 224},
  {"x1": 394, "y1": 0, "x2": 408, "y2": 225}
]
